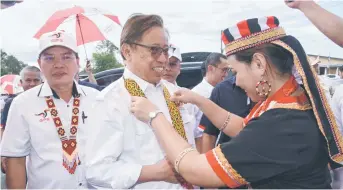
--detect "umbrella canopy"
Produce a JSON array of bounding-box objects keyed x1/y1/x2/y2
[
  {"x1": 0, "y1": 75, "x2": 23, "y2": 95},
  {"x1": 34, "y1": 6, "x2": 122, "y2": 59}
]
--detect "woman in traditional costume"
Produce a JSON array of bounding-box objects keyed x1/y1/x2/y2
[{"x1": 129, "y1": 16, "x2": 343, "y2": 188}]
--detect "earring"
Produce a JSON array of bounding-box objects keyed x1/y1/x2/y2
[{"x1": 255, "y1": 76, "x2": 271, "y2": 98}]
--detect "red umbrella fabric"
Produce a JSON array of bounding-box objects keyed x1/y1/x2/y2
[
  {"x1": 0, "y1": 75, "x2": 23, "y2": 95},
  {"x1": 34, "y1": 6, "x2": 122, "y2": 58}
]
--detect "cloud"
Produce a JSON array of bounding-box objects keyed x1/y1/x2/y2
[{"x1": 1, "y1": 0, "x2": 342, "y2": 71}]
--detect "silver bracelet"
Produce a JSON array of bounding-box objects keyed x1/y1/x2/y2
[
  {"x1": 219, "y1": 112, "x2": 231, "y2": 131},
  {"x1": 174, "y1": 147, "x2": 196, "y2": 173}
]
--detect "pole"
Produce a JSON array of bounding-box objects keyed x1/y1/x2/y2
[
  {"x1": 220, "y1": 30, "x2": 223, "y2": 54},
  {"x1": 76, "y1": 14, "x2": 88, "y2": 61}
]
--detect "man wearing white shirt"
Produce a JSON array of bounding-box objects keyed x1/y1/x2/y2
[
  {"x1": 191, "y1": 53, "x2": 229, "y2": 151},
  {"x1": 0, "y1": 30, "x2": 99, "y2": 189},
  {"x1": 85, "y1": 14, "x2": 195, "y2": 189}
]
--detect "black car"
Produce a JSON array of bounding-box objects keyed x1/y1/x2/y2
[{"x1": 82, "y1": 52, "x2": 212, "y2": 89}]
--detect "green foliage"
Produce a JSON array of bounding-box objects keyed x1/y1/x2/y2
[
  {"x1": 1, "y1": 50, "x2": 27, "y2": 75},
  {"x1": 91, "y1": 40, "x2": 122, "y2": 73}
]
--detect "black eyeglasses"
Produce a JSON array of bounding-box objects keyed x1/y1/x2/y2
[
  {"x1": 130, "y1": 42, "x2": 176, "y2": 59},
  {"x1": 213, "y1": 65, "x2": 231, "y2": 73}
]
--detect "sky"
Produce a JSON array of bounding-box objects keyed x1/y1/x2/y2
[{"x1": 0, "y1": 0, "x2": 342, "y2": 70}]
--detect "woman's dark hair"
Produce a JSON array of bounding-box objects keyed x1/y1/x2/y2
[
  {"x1": 120, "y1": 13, "x2": 164, "y2": 60},
  {"x1": 234, "y1": 43, "x2": 294, "y2": 75}
]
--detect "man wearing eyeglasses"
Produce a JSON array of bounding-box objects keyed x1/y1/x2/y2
[
  {"x1": 190, "y1": 53, "x2": 229, "y2": 151},
  {"x1": 0, "y1": 30, "x2": 99, "y2": 189},
  {"x1": 85, "y1": 14, "x2": 196, "y2": 189}
]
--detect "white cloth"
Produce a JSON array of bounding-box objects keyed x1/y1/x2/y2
[
  {"x1": 85, "y1": 69, "x2": 195, "y2": 189},
  {"x1": 190, "y1": 78, "x2": 214, "y2": 137},
  {"x1": 331, "y1": 84, "x2": 343, "y2": 135},
  {"x1": 0, "y1": 82, "x2": 99, "y2": 189}
]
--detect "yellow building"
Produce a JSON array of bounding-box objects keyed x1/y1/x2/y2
[{"x1": 308, "y1": 54, "x2": 343, "y2": 75}]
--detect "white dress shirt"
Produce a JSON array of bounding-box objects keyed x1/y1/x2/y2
[
  {"x1": 0, "y1": 81, "x2": 99, "y2": 189},
  {"x1": 190, "y1": 78, "x2": 214, "y2": 137},
  {"x1": 331, "y1": 84, "x2": 343, "y2": 134},
  {"x1": 85, "y1": 69, "x2": 195, "y2": 189}
]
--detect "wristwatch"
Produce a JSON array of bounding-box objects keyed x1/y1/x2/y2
[{"x1": 148, "y1": 110, "x2": 163, "y2": 127}]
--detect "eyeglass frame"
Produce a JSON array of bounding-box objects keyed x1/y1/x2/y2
[
  {"x1": 127, "y1": 42, "x2": 176, "y2": 60},
  {"x1": 212, "y1": 64, "x2": 231, "y2": 73}
]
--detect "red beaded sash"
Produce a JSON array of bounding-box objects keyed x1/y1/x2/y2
[{"x1": 45, "y1": 95, "x2": 81, "y2": 174}]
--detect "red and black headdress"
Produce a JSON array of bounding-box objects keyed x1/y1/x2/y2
[{"x1": 222, "y1": 16, "x2": 343, "y2": 167}]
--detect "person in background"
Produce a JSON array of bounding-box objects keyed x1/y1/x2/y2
[
  {"x1": 0, "y1": 65, "x2": 43, "y2": 190},
  {"x1": 0, "y1": 66, "x2": 43, "y2": 134},
  {"x1": 285, "y1": 0, "x2": 343, "y2": 47},
  {"x1": 200, "y1": 71, "x2": 251, "y2": 154},
  {"x1": 75, "y1": 62, "x2": 102, "y2": 91},
  {"x1": 191, "y1": 53, "x2": 229, "y2": 151},
  {"x1": 0, "y1": 30, "x2": 99, "y2": 189},
  {"x1": 330, "y1": 66, "x2": 343, "y2": 189},
  {"x1": 162, "y1": 45, "x2": 181, "y2": 85},
  {"x1": 338, "y1": 66, "x2": 343, "y2": 79},
  {"x1": 84, "y1": 60, "x2": 98, "y2": 84}
]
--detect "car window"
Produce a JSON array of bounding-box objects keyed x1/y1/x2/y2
[
  {"x1": 177, "y1": 69, "x2": 202, "y2": 88},
  {"x1": 96, "y1": 74, "x2": 123, "y2": 87}
]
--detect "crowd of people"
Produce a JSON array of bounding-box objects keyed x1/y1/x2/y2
[{"x1": 1, "y1": 0, "x2": 343, "y2": 189}]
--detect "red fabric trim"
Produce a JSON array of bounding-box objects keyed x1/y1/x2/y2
[
  {"x1": 205, "y1": 150, "x2": 240, "y2": 188},
  {"x1": 266, "y1": 16, "x2": 276, "y2": 28},
  {"x1": 237, "y1": 20, "x2": 251, "y2": 38},
  {"x1": 198, "y1": 124, "x2": 206, "y2": 130}
]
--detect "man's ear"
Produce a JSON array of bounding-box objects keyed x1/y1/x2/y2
[{"x1": 121, "y1": 44, "x2": 132, "y2": 61}]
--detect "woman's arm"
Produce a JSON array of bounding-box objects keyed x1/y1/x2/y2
[
  {"x1": 151, "y1": 114, "x2": 225, "y2": 188},
  {"x1": 172, "y1": 89, "x2": 244, "y2": 137}
]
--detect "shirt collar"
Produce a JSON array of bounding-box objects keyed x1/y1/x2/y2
[
  {"x1": 123, "y1": 68, "x2": 162, "y2": 93},
  {"x1": 37, "y1": 80, "x2": 86, "y2": 99},
  {"x1": 202, "y1": 78, "x2": 214, "y2": 89}
]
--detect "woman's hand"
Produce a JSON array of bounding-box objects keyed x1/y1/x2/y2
[
  {"x1": 130, "y1": 96, "x2": 158, "y2": 123},
  {"x1": 170, "y1": 88, "x2": 202, "y2": 105}
]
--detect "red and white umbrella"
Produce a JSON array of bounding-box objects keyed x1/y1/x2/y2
[
  {"x1": 34, "y1": 6, "x2": 122, "y2": 59},
  {"x1": 0, "y1": 75, "x2": 23, "y2": 95}
]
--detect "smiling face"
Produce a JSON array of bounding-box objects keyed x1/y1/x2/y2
[
  {"x1": 122, "y1": 26, "x2": 170, "y2": 84},
  {"x1": 38, "y1": 46, "x2": 79, "y2": 87}
]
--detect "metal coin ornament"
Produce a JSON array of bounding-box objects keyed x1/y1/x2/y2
[{"x1": 256, "y1": 80, "x2": 272, "y2": 98}]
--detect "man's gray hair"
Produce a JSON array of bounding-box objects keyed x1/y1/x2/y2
[{"x1": 20, "y1": 66, "x2": 42, "y2": 80}]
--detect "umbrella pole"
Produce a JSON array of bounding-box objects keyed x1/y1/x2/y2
[{"x1": 76, "y1": 14, "x2": 89, "y2": 61}]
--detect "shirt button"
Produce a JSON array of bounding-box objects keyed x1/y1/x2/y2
[
  {"x1": 67, "y1": 105, "x2": 70, "y2": 107},
  {"x1": 79, "y1": 183, "x2": 82, "y2": 186}
]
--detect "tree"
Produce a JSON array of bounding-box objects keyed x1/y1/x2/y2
[
  {"x1": 91, "y1": 40, "x2": 122, "y2": 74},
  {"x1": 1, "y1": 50, "x2": 27, "y2": 76}
]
